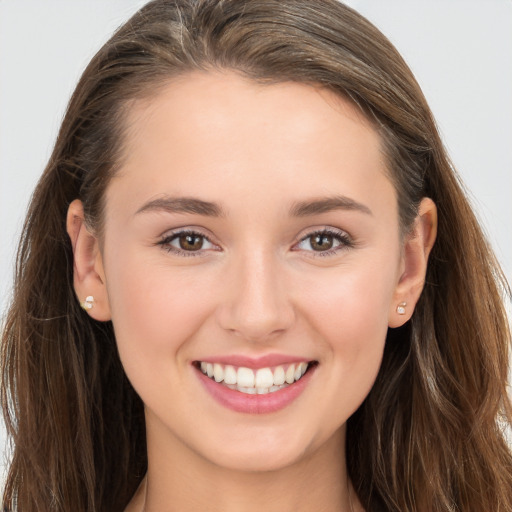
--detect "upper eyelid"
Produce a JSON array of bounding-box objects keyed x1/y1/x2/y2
[
  {"x1": 296, "y1": 226, "x2": 352, "y2": 242},
  {"x1": 159, "y1": 226, "x2": 218, "y2": 243}
]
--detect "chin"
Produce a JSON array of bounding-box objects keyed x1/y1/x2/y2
[
  {"x1": 193, "y1": 425, "x2": 334, "y2": 474},
  {"x1": 206, "y1": 446, "x2": 308, "y2": 473}
]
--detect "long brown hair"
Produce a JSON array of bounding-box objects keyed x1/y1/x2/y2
[{"x1": 2, "y1": 1, "x2": 511, "y2": 510}]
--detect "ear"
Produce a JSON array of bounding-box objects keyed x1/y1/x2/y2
[
  {"x1": 66, "y1": 199, "x2": 111, "y2": 321},
  {"x1": 388, "y1": 197, "x2": 437, "y2": 328}
]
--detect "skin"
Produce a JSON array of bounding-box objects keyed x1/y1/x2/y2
[{"x1": 67, "y1": 71, "x2": 437, "y2": 512}]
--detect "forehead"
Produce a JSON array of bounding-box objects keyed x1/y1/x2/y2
[
  {"x1": 108, "y1": 71, "x2": 395, "y2": 221},
  {"x1": 121, "y1": 71, "x2": 379, "y2": 160}
]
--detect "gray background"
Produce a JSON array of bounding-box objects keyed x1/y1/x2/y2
[{"x1": 1, "y1": 0, "x2": 511, "y2": 483}]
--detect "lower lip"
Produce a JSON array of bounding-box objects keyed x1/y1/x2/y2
[{"x1": 195, "y1": 365, "x2": 316, "y2": 414}]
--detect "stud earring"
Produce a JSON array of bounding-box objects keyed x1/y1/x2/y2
[
  {"x1": 81, "y1": 295, "x2": 94, "y2": 310},
  {"x1": 396, "y1": 301, "x2": 407, "y2": 315}
]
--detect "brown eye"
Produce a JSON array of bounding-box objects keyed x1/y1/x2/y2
[
  {"x1": 309, "y1": 233, "x2": 334, "y2": 251},
  {"x1": 159, "y1": 230, "x2": 217, "y2": 256},
  {"x1": 178, "y1": 233, "x2": 204, "y2": 251},
  {"x1": 295, "y1": 229, "x2": 353, "y2": 256}
]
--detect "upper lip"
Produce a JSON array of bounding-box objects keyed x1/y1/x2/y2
[{"x1": 194, "y1": 353, "x2": 314, "y2": 369}]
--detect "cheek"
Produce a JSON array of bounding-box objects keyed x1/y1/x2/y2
[
  {"x1": 103, "y1": 249, "x2": 217, "y2": 381},
  {"x1": 297, "y1": 258, "x2": 397, "y2": 415},
  {"x1": 301, "y1": 256, "x2": 395, "y2": 340}
]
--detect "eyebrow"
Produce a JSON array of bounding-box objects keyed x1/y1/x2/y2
[
  {"x1": 135, "y1": 196, "x2": 224, "y2": 217},
  {"x1": 135, "y1": 194, "x2": 372, "y2": 218},
  {"x1": 290, "y1": 195, "x2": 373, "y2": 217}
]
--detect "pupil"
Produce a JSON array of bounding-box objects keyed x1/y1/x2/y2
[
  {"x1": 311, "y1": 234, "x2": 333, "y2": 251},
  {"x1": 179, "y1": 234, "x2": 203, "y2": 250}
]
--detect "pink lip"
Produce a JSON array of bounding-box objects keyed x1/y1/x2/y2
[
  {"x1": 195, "y1": 363, "x2": 317, "y2": 414},
  {"x1": 196, "y1": 353, "x2": 311, "y2": 369}
]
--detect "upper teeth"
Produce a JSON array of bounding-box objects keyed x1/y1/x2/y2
[{"x1": 199, "y1": 362, "x2": 309, "y2": 390}]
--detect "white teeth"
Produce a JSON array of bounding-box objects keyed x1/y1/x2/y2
[
  {"x1": 273, "y1": 366, "x2": 285, "y2": 385},
  {"x1": 224, "y1": 365, "x2": 237, "y2": 385},
  {"x1": 255, "y1": 368, "x2": 274, "y2": 388},
  {"x1": 285, "y1": 364, "x2": 296, "y2": 384},
  {"x1": 198, "y1": 361, "x2": 311, "y2": 392},
  {"x1": 213, "y1": 363, "x2": 224, "y2": 383},
  {"x1": 240, "y1": 383, "x2": 287, "y2": 395},
  {"x1": 238, "y1": 386, "x2": 256, "y2": 394},
  {"x1": 294, "y1": 362, "x2": 308, "y2": 381},
  {"x1": 237, "y1": 367, "x2": 255, "y2": 388}
]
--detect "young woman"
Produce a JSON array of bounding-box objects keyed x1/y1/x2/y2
[{"x1": 2, "y1": 1, "x2": 511, "y2": 511}]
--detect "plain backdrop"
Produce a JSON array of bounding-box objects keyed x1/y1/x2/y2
[{"x1": 1, "y1": 0, "x2": 511, "y2": 484}]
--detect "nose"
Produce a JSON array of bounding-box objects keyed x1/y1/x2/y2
[{"x1": 216, "y1": 249, "x2": 295, "y2": 342}]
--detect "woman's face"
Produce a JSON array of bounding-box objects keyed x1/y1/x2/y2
[{"x1": 100, "y1": 72, "x2": 406, "y2": 472}]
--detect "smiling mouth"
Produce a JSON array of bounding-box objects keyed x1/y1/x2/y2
[{"x1": 193, "y1": 361, "x2": 318, "y2": 395}]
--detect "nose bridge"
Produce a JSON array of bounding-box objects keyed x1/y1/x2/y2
[{"x1": 217, "y1": 246, "x2": 294, "y2": 341}]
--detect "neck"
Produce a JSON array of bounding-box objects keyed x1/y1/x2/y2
[{"x1": 137, "y1": 418, "x2": 355, "y2": 512}]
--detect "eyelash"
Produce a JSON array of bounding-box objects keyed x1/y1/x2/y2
[
  {"x1": 294, "y1": 228, "x2": 354, "y2": 257},
  {"x1": 157, "y1": 230, "x2": 218, "y2": 257},
  {"x1": 157, "y1": 227, "x2": 354, "y2": 258}
]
